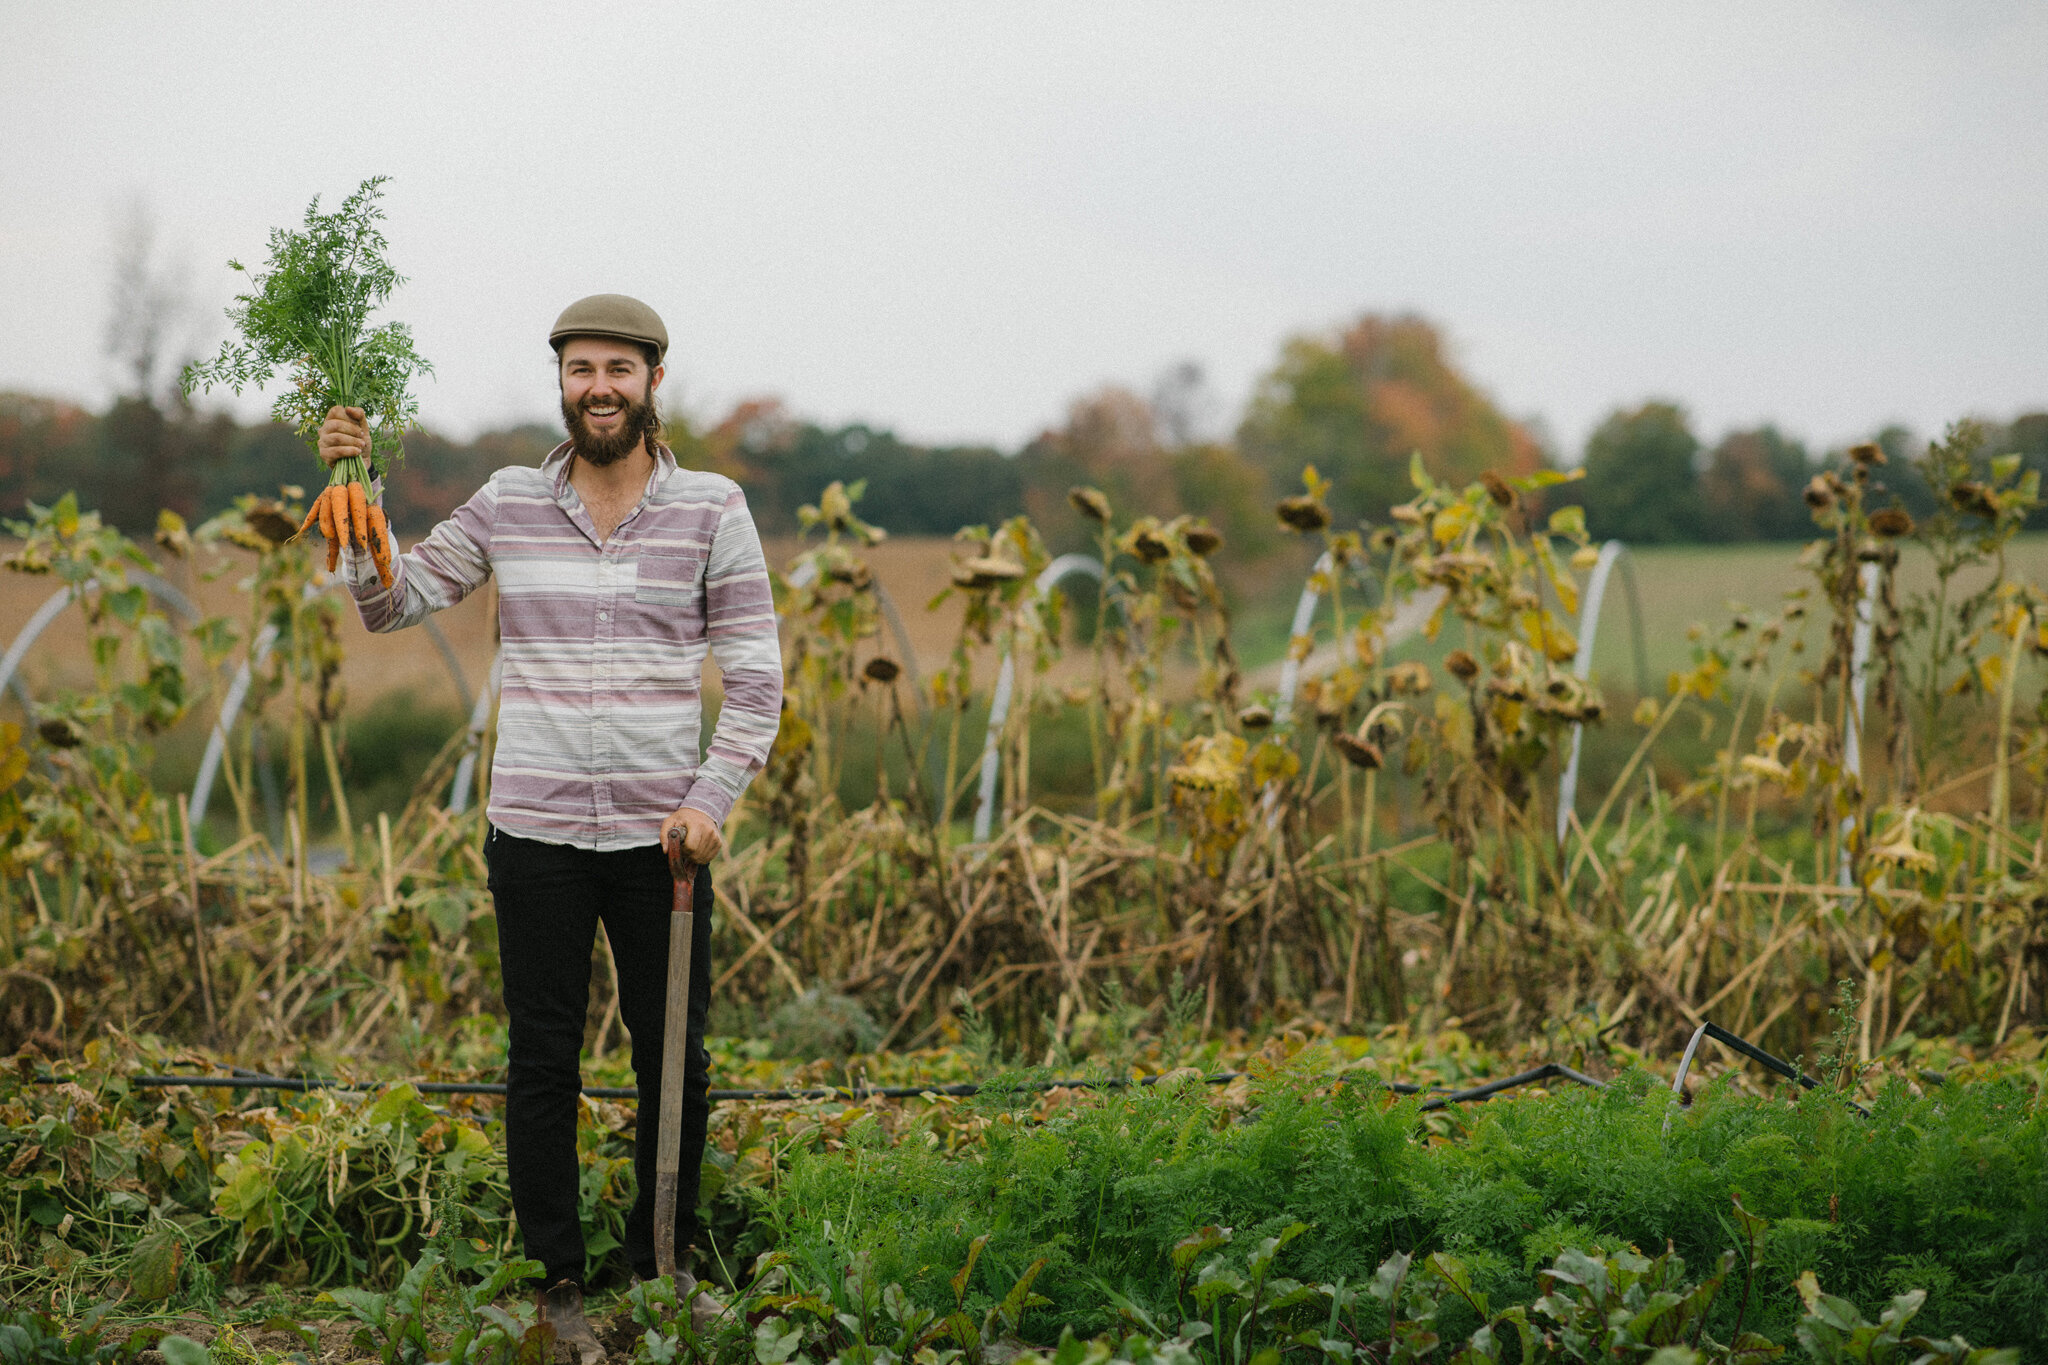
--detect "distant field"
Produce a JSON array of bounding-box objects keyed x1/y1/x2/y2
[
  {"x1": 1237, "y1": 535, "x2": 2048, "y2": 699},
  {"x1": 1563, "y1": 535, "x2": 2048, "y2": 690}
]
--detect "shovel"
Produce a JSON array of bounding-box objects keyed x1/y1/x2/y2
[{"x1": 653, "y1": 829, "x2": 698, "y2": 1284}]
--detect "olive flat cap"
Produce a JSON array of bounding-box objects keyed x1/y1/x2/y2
[{"x1": 549, "y1": 294, "x2": 669, "y2": 362}]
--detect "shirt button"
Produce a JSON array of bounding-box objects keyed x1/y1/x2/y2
[{"x1": 597, "y1": 610, "x2": 609, "y2": 622}]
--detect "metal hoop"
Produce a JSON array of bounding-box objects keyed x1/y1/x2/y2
[
  {"x1": 0, "y1": 569, "x2": 203, "y2": 703},
  {"x1": 187, "y1": 579, "x2": 477, "y2": 841},
  {"x1": 1276, "y1": 552, "x2": 1335, "y2": 716},
  {"x1": 448, "y1": 652, "x2": 503, "y2": 815},
  {"x1": 0, "y1": 571, "x2": 206, "y2": 772},
  {"x1": 970, "y1": 554, "x2": 1106, "y2": 843},
  {"x1": 1555, "y1": 540, "x2": 1652, "y2": 845},
  {"x1": 1273, "y1": 555, "x2": 1444, "y2": 719},
  {"x1": 1837, "y1": 561, "x2": 1881, "y2": 885}
]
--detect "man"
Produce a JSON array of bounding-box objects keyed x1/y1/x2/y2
[{"x1": 318, "y1": 294, "x2": 782, "y2": 1355}]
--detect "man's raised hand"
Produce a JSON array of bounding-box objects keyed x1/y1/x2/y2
[{"x1": 318, "y1": 406, "x2": 372, "y2": 469}]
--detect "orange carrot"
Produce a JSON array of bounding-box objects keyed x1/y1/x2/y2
[
  {"x1": 347, "y1": 481, "x2": 369, "y2": 551},
  {"x1": 297, "y1": 498, "x2": 322, "y2": 539},
  {"x1": 316, "y1": 487, "x2": 341, "y2": 571},
  {"x1": 367, "y1": 506, "x2": 394, "y2": 587}
]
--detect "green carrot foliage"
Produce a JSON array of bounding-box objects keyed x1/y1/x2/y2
[
  {"x1": 751, "y1": 1064, "x2": 2048, "y2": 1351},
  {"x1": 181, "y1": 176, "x2": 432, "y2": 477}
]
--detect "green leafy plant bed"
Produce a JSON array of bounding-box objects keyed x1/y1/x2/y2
[
  {"x1": 748, "y1": 1057, "x2": 2048, "y2": 1354},
  {"x1": 1, "y1": 1036, "x2": 2041, "y2": 1359},
  {"x1": 0, "y1": 1036, "x2": 629, "y2": 1307}
]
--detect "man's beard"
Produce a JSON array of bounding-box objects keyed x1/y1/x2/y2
[{"x1": 561, "y1": 383, "x2": 661, "y2": 466}]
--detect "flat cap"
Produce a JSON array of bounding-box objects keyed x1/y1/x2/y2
[{"x1": 549, "y1": 294, "x2": 668, "y2": 362}]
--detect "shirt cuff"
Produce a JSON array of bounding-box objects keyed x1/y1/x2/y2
[
  {"x1": 337, "y1": 543, "x2": 392, "y2": 597},
  {"x1": 680, "y1": 779, "x2": 736, "y2": 827}
]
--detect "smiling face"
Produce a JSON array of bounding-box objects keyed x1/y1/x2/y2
[{"x1": 557, "y1": 336, "x2": 665, "y2": 465}]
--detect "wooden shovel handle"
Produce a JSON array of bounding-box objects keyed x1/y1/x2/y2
[
  {"x1": 652, "y1": 1171, "x2": 680, "y2": 1283},
  {"x1": 654, "y1": 828, "x2": 699, "y2": 1282}
]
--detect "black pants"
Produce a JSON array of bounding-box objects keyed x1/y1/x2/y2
[{"x1": 485, "y1": 826, "x2": 713, "y2": 1287}]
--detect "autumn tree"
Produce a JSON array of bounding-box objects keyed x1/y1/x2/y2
[
  {"x1": 1236, "y1": 313, "x2": 1542, "y2": 526},
  {"x1": 381, "y1": 424, "x2": 560, "y2": 535},
  {"x1": 1017, "y1": 384, "x2": 1278, "y2": 563},
  {"x1": 1698, "y1": 425, "x2": 1812, "y2": 541},
  {"x1": 1020, "y1": 385, "x2": 1180, "y2": 543}
]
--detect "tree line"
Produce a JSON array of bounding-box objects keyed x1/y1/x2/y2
[
  {"x1": 1565, "y1": 401, "x2": 2048, "y2": 544},
  {"x1": 4, "y1": 310, "x2": 2042, "y2": 551}
]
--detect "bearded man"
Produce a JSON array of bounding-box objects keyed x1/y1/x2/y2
[{"x1": 318, "y1": 294, "x2": 782, "y2": 1353}]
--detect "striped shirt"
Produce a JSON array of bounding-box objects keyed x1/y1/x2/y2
[{"x1": 340, "y1": 443, "x2": 783, "y2": 851}]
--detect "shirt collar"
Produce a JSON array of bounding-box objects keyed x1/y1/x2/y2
[{"x1": 541, "y1": 441, "x2": 679, "y2": 500}]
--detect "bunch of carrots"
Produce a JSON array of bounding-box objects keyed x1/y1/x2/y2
[
  {"x1": 297, "y1": 454, "x2": 394, "y2": 587},
  {"x1": 182, "y1": 176, "x2": 429, "y2": 593}
]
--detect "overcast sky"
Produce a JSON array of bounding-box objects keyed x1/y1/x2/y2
[{"x1": 3, "y1": 2, "x2": 2044, "y2": 461}]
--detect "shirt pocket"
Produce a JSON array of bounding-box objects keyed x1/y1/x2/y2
[{"x1": 633, "y1": 550, "x2": 704, "y2": 606}]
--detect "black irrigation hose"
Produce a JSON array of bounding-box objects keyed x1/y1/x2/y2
[
  {"x1": 1417, "y1": 1062, "x2": 1608, "y2": 1112},
  {"x1": 48, "y1": 1064, "x2": 1605, "y2": 1108},
  {"x1": 40, "y1": 1018, "x2": 1888, "y2": 1117},
  {"x1": 116, "y1": 1072, "x2": 1247, "y2": 1102},
  {"x1": 1674, "y1": 1021, "x2": 1871, "y2": 1118},
  {"x1": 29, "y1": 1015, "x2": 1898, "y2": 1130},
  {"x1": 1703, "y1": 1022, "x2": 1819, "y2": 1088}
]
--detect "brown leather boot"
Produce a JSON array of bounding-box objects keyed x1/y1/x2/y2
[
  {"x1": 536, "y1": 1278, "x2": 607, "y2": 1365},
  {"x1": 672, "y1": 1269, "x2": 725, "y2": 1335}
]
